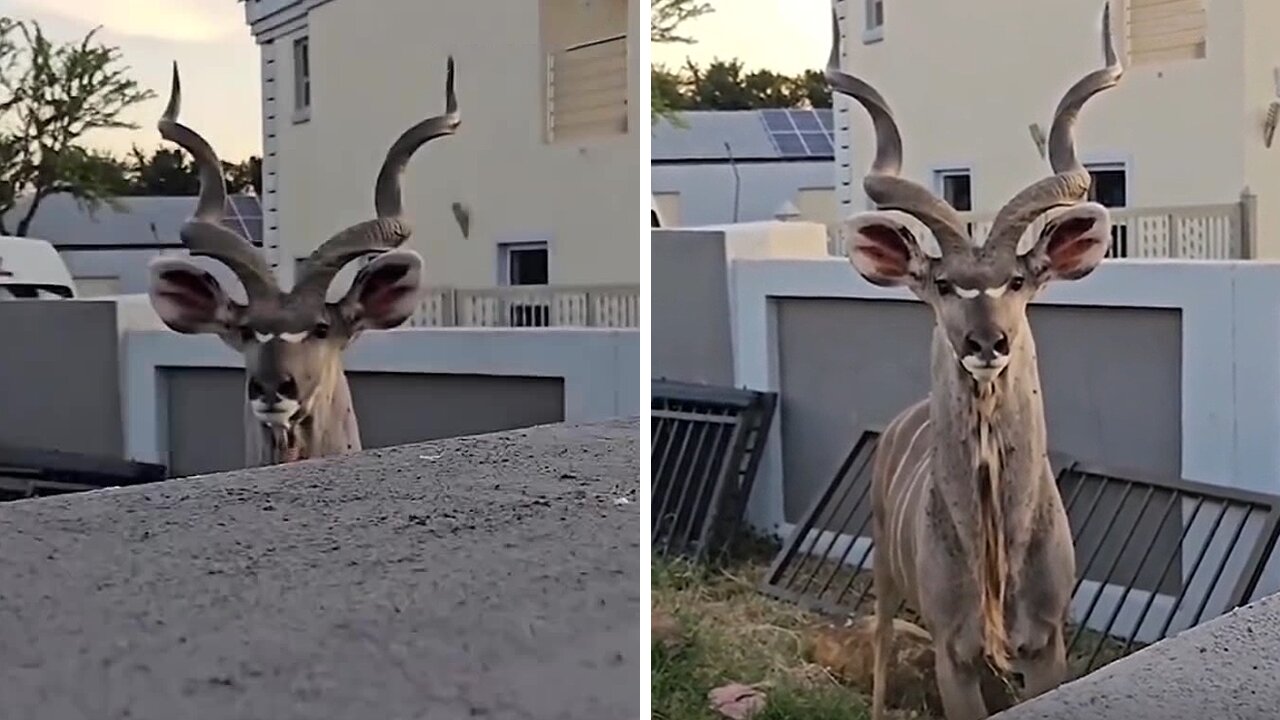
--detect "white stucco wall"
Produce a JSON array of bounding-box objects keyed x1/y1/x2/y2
[
  {"x1": 834, "y1": 0, "x2": 1272, "y2": 251},
  {"x1": 247, "y1": 0, "x2": 641, "y2": 288}
]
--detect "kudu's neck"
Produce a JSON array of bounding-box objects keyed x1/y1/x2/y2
[
  {"x1": 929, "y1": 318, "x2": 1046, "y2": 445},
  {"x1": 244, "y1": 361, "x2": 362, "y2": 467}
]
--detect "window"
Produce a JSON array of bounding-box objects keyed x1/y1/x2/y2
[
  {"x1": 1086, "y1": 162, "x2": 1128, "y2": 256},
  {"x1": 542, "y1": 0, "x2": 628, "y2": 142},
  {"x1": 292, "y1": 36, "x2": 311, "y2": 123},
  {"x1": 500, "y1": 242, "x2": 549, "y2": 286},
  {"x1": 864, "y1": 0, "x2": 884, "y2": 43},
  {"x1": 1125, "y1": 0, "x2": 1206, "y2": 66},
  {"x1": 934, "y1": 169, "x2": 973, "y2": 212}
]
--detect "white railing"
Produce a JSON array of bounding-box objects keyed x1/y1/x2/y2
[
  {"x1": 407, "y1": 284, "x2": 640, "y2": 329},
  {"x1": 546, "y1": 33, "x2": 628, "y2": 142},
  {"x1": 825, "y1": 194, "x2": 1255, "y2": 261}
]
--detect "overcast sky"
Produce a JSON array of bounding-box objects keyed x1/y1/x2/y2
[{"x1": 1, "y1": 0, "x2": 261, "y2": 161}]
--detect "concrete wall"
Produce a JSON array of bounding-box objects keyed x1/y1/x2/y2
[
  {"x1": 164, "y1": 368, "x2": 564, "y2": 477},
  {"x1": 993, "y1": 588, "x2": 1280, "y2": 719},
  {"x1": 0, "y1": 300, "x2": 123, "y2": 457},
  {"x1": 774, "y1": 298, "x2": 1182, "y2": 522},
  {"x1": 0, "y1": 419, "x2": 640, "y2": 720},
  {"x1": 650, "y1": 224, "x2": 831, "y2": 387},
  {"x1": 249, "y1": 0, "x2": 641, "y2": 288},
  {"x1": 734, "y1": 257, "x2": 1280, "y2": 535},
  {"x1": 650, "y1": 230, "x2": 735, "y2": 387},
  {"x1": 0, "y1": 299, "x2": 637, "y2": 473},
  {"x1": 651, "y1": 161, "x2": 835, "y2": 227},
  {"x1": 832, "y1": 0, "x2": 1275, "y2": 251},
  {"x1": 125, "y1": 327, "x2": 639, "y2": 469}
]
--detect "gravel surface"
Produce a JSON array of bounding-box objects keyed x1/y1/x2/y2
[{"x1": 0, "y1": 419, "x2": 640, "y2": 720}]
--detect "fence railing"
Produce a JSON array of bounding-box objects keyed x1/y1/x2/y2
[
  {"x1": 407, "y1": 284, "x2": 640, "y2": 329},
  {"x1": 825, "y1": 194, "x2": 1256, "y2": 260},
  {"x1": 546, "y1": 33, "x2": 628, "y2": 142}
]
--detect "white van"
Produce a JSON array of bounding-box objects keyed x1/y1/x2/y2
[{"x1": 0, "y1": 236, "x2": 77, "y2": 299}]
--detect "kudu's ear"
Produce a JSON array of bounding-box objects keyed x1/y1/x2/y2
[
  {"x1": 842, "y1": 211, "x2": 927, "y2": 288},
  {"x1": 147, "y1": 257, "x2": 239, "y2": 334},
  {"x1": 1025, "y1": 202, "x2": 1111, "y2": 282},
  {"x1": 339, "y1": 249, "x2": 424, "y2": 331}
]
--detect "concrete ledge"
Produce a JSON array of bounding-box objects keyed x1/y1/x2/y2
[
  {"x1": 0, "y1": 419, "x2": 640, "y2": 720},
  {"x1": 994, "y1": 590, "x2": 1280, "y2": 720}
]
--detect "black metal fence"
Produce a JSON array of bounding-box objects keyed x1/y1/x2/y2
[
  {"x1": 651, "y1": 380, "x2": 777, "y2": 564},
  {"x1": 762, "y1": 429, "x2": 1280, "y2": 675},
  {"x1": 0, "y1": 444, "x2": 168, "y2": 502}
]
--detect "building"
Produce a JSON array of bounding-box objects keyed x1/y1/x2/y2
[
  {"x1": 834, "y1": 0, "x2": 1275, "y2": 259},
  {"x1": 240, "y1": 0, "x2": 640, "y2": 292},
  {"x1": 3, "y1": 194, "x2": 263, "y2": 297},
  {"x1": 652, "y1": 109, "x2": 837, "y2": 229}
]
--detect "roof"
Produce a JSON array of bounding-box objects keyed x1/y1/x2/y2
[
  {"x1": 653, "y1": 108, "x2": 836, "y2": 162},
  {"x1": 3, "y1": 194, "x2": 263, "y2": 250}
]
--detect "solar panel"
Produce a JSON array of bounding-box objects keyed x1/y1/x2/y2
[
  {"x1": 761, "y1": 109, "x2": 794, "y2": 131},
  {"x1": 760, "y1": 109, "x2": 837, "y2": 158},
  {"x1": 221, "y1": 194, "x2": 264, "y2": 246},
  {"x1": 801, "y1": 132, "x2": 833, "y2": 155},
  {"x1": 792, "y1": 111, "x2": 822, "y2": 132},
  {"x1": 818, "y1": 109, "x2": 835, "y2": 131},
  {"x1": 773, "y1": 133, "x2": 808, "y2": 155}
]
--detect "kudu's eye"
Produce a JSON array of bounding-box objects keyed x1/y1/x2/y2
[
  {"x1": 312, "y1": 322, "x2": 330, "y2": 340},
  {"x1": 1009, "y1": 275, "x2": 1027, "y2": 292},
  {"x1": 934, "y1": 278, "x2": 954, "y2": 296},
  {"x1": 238, "y1": 325, "x2": 254, "y2": 343}
]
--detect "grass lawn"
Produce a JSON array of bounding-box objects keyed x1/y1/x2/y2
[
  {"x1": 651, "y1": 548, "x2": 1139, "y2": 720},
  {"x1": 652, "y1": 556, "x2": 890, "y2": 720}
]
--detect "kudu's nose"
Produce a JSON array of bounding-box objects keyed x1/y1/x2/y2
[
  {"x1": 247, "y1": 376, "x2": 298, "y2": 402},
  {"x1": 963, "y1": 331, "x2": 1010, "y2": 361}
]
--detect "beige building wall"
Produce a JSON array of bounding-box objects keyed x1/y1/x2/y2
[
  {"x1": 256, "y1": 0, "x2": 640, "y2": 289},
  {"x1": 834, "y1": 0, "x2": 1274, "y2": 252}
]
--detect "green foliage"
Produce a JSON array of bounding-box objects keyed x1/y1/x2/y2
[
  {"x1": 651, "y1": 0, "x2": 714, "y2": 44},
  {"x1": 124, "y1": 146, "x2": 262, "y2": 197},
  {"x1": 653, "y1": 59, "x2": 832, "y2": 119},
  {"x1": 0, "y1": 19, "x2": 154, "y2": 235}
]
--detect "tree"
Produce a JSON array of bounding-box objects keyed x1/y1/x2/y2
[
  {"x1": 651, "y1": 0, "x2": 713, "y2": 44},
  {"x1": 126, "y1": 146, "x2": 198, "y2": 196},
  {"x1": 122, "y1": 147, "x2": 262, "y2": 197},
  {"x1": 653, "y1": 60, "x2": 834, "y2": 114},
  {"x1": 224, "y1": 156, "x2": 262, "y2": 196},
  {"x1": 0, "y1": 20, "x2": 154, "y2": 235},
  {"x1": 651, "y1": 0, "x2": 714, "y2": 125}
]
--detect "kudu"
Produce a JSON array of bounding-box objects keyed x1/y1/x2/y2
[
  {"x1": 828, "y1": 6, "x2": 1122, "y2": 720},
  {"x1": 148, "y1": 59, "x2": 459, "y2": 467}
]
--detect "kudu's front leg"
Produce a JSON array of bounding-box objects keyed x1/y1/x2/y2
[
  {"x1": 933, "y1": 629, "x2": 989, "y2": 720},
  {"x1": 1013, "y1": 619, "x2": 1067, "y2": 699}
]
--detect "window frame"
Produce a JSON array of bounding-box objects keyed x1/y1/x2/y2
[
  {"x1": 498, "y1": 241, "x2": 551, "y2": 287},
  {"x1": 932, "y1": 167, "x2": 974, "y2": 213},
  {"x1": 292, "y1": 35, "x2": 311, "y2": 124},
  {"x1": 863, "y1": 0, "x2": 885, "y2": 44}
]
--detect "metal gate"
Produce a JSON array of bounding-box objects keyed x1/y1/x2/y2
[
  {"x1": 651, "y1": 380, "x2": 777, "y2": 564},
  {"x1": 762, "y1": 429, "x2": 1280, "y2": 675}
]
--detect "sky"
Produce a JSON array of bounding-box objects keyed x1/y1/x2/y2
[
  {"x1": 651, "y1": 1, "x2": 829, "y2": 75},
  {"x1": 0, "y1": 0, "x2": 261, "y2": 161},
  {"x1": 0, "y1": 0, "x2": 828, "y2": 163}
]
